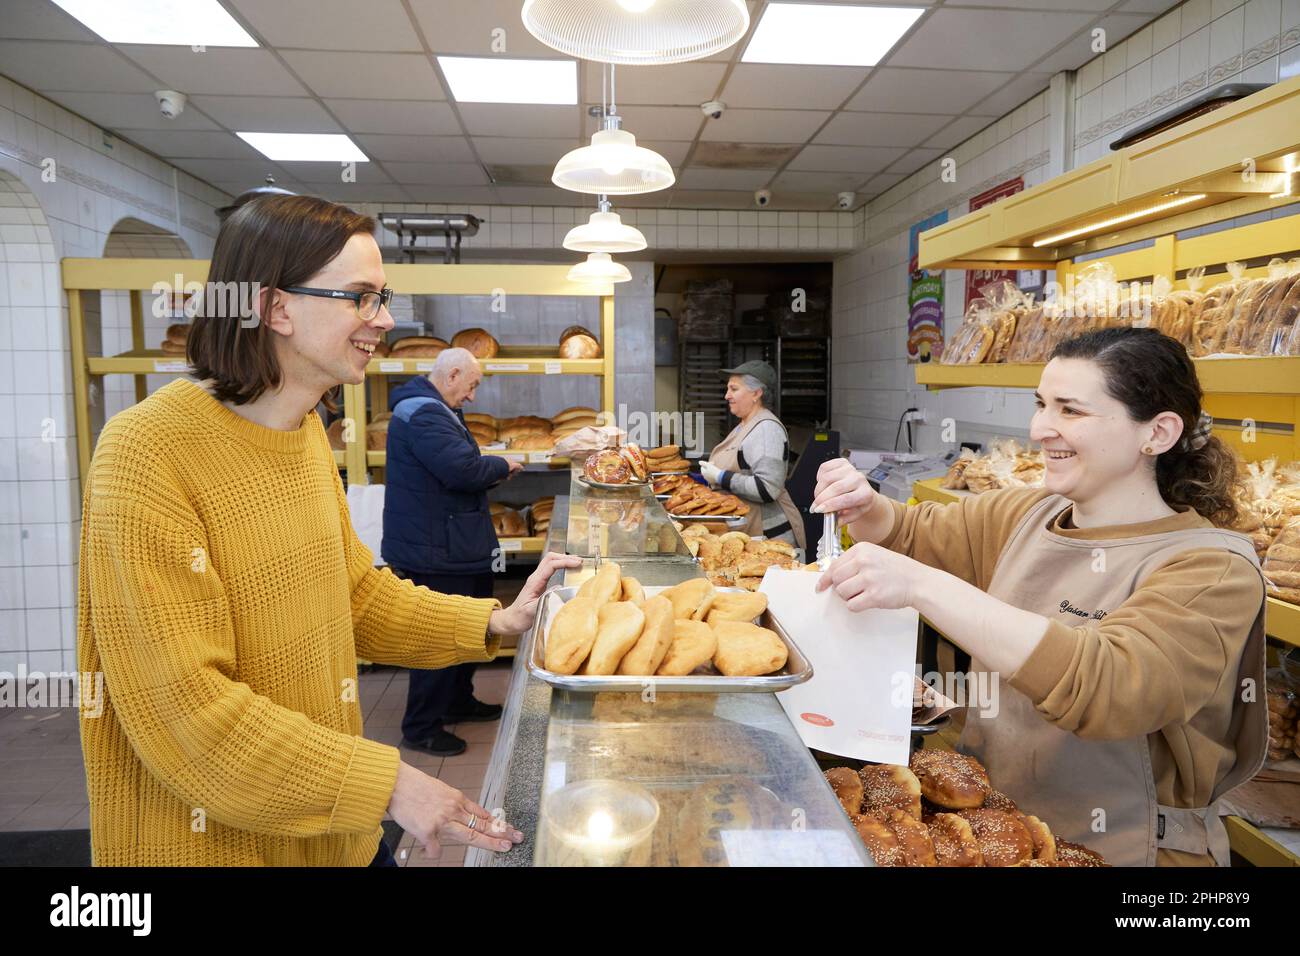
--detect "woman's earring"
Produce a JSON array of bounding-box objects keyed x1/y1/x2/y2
[{"x1": 1142, "y1": 444, "x2": 1154, "y2": 455}]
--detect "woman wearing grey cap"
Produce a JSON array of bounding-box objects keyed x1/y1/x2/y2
[{"x1": 699, "y1": 360, "x2": 807, "y2": 553}]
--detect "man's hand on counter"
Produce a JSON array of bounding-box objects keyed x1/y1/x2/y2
[
  {"x1": 388, "y1": 760, "x2": 523, "y2": 854},
  {"x1": 488, "y1": 551, "x2": 583, "y2": 636}
]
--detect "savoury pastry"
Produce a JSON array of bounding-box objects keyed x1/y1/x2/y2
[
  {"x1": 909, "y1": 748, "x2": 992, "y2": 809},
  {"x1": 543, "y1": 597, "x2": 599, "y2": 675},
  {"x1": 620, "y1": 577, "x2": 645, "y2": 606},
  {"x1": 859, "y1": 764, "x2": 923, "y2": 820},
  {"x1": 983, "y1": 789, "x2": 1018, "y2": 813},
  {"x1": 660, "y1": 578, "x2": 713, "y2": 620},
  {"x1": 576, "y1": 561, "x2": 622, "y2": 606},
  {"x1": 616, "y1": 595, "x2": 674, "y2": 676},
  {"x1": 586, "y1": 601, "x2": 646, "y2": 675},
  {"x1": 656, "y1": 619, "x2": 718, "y2": 676},
  {"x1": 710, "y1": 620, "x2": 788, "y2": 677},
  {"x1": 958, "y1": 808, "x2": 1034, "y2": 867},
  {"x1": 1019, "y1": 813, "x2": 1057, "y2": 861},
  {"x1": 704, "y1": 590, "x2": 768, "y2": 624},
  {"x1": 853, "y1": 813, "x2": 906, "y2": 866},
  {"x1": 824, "y1": 767, "x2": 864, "y2": 816},
  {"x1": 880, "y1": 807, "x2": 937, "y2": 867},
  {"x1": 1054, "y1": 839, "x2": 1109, "y2": 867},
  {"x1": 927, "y1": 812, "x2": 984, "y2": 867}
]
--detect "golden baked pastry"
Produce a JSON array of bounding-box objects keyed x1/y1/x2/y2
[
  {"x1": 824, "y1": 767, "x2": 864, "y2": 816},
  {"x1": 620, "y1": 577, "x2": 645, "y2": 606},
  {"x1": 710, "y1": 620, "x2": 787, "y2": 677},
  {"x1": 584, "y1": 450, "x2": 631, "y2": 484},
  {"x1": 927, "y1": 812, "x2": 984, "y2": 867},
  {"x1": 586, "y1": 601, "x2": 646, "y2": 675},
  {"x1": 859, "y1": 764, "x2": 922, "y2": 821},
  {"x1": 983, "y1": 789, "x2": 1018, "y2": 813},
  {"x1": 450, "y1": 327, "x2": 499, "y2": 358},
  {"x1": 703, "y1": 590, "x2": 768, "y2": 624},
  {"x1": 959, "y1": 808, "x2": 1034, "y2": 867},
  {"x1": 909, "y1": 748, "x2": 991, "y2": 810},
  {"x1": 508, "y1": 434, "x2": 554, "y2": 451},
  {"x1": 366, "y1": 418, "x2": 389, "y2": 451},
  {"x1": 492, "y1": 508, "x2": 527, "y2": 537},
  {"x1": 326, "y1": 418, "x2": 348, "y2": 451},
  {"x1": 544, "y1": 597, "x2": 599, "y2": 675},
  {"x1": 575, "y1": 561, "x2": 622, "y2": 606},
  {"x1": 656, "y1": 619, "x2": 717, "y2": 676},
  {"x1": 853, "y1": 813, "x2": 905, "y2": 866},
  {"x1": 553, "y1": 405, "x2": 599, "y2": 423},
  {"x1": 880, "y1": 807, "x2": 937, "y2": 867},
  {"x1": 660, "y1": 578, "x2": 713, "y2": 619},
  {"x1": 616, "y1": 595, "x2": 674, "y2": 676},
  {"x1": 1019, "y1": 813, "x2": 1057, "y2": 861},
  {"x1": 391, "y1": 335, "x2": 449, "y2": 353},
  {"x1": 675, "y1": 776, "x2": 782, "y2": 867},
  {"x1": 159, "y1": 339, "x2": 188, "y2": 355},
  {"x1": 1053, "y1": 840, "x2": 1108, "y2": 867}
]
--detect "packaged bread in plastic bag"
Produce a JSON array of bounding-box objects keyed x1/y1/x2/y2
[
  {"x1": 1234, "y1": 458, "x2": 1280, "y2": 558},
  {"x1": 1220, "y1": 265, "x2": 1276, "y2": 354},
  {"x1": 1264, "y1": 516, "x2": 1300, "y2": 607},
  {"x1": 979, "y1": 279, "x2": 1031, "y2": 364},
  {"x1": 1004, "y1": 299, "x2": 1058, "y2": 362},
  {"x1": 1248, "y1": 257, "x2": 1300, "y2": 356},
  {"x1": 1190, "y1": 262, "x2": 1247, "y2": 356},
  {"x1": 941, "y1": 297, "x2": 997, "y2": 365},
  {"x1": 1160, "y1": 269, "x2": 1203, "y2": 347},
  {"x1": 1266, "y1": 667, "x2": 1298, "y2": 762}
]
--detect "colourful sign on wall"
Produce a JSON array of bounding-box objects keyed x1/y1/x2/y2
[
  {"x1": 907, "y1": 210, "x2": 947, "y2": 363},
  {"x1": 963, "y1": 178, "x2": 1025, "y2": 310}
]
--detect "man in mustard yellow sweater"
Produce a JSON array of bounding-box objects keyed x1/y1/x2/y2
[{"x1": 77, "y1": 194, "x2": 580, "y2": 866}]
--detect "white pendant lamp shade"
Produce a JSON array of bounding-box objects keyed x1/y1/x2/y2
[
  {"x1": 563, "y1": 210, "x2": 646, "y2": 253},
  {"x1": 552, "y1": 127, "x2": 675, "y2": 195},
  {"x1": 568, "y1": 252, "x2": 632, "y2": 284},
  {"x1": 521, "y1": 0, "x2": 749, "y2": 65}
]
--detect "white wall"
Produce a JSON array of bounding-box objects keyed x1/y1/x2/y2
[
  {"x1": 0, "y1": 76, "x2": 226, "y2": 675},
  {"x1": 831, "y1": 0, "x2": 1300, "y2": 457}
]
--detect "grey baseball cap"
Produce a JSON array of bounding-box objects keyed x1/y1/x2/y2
[{"x1": 720, "y1": 360, "x2": 777, "y2": 397}]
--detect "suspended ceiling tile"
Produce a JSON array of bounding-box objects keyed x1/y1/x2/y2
[
  {"x1": 698, "y1": 108, "x2": 831, "y2": 143},
  {"x1": 114, "y1": 129, "x2": 263, "y2": 159},
  {"x1": 353, "y1": 134, "x2": 477, "y2": 163},
  {"x1": 408, "y1": 0, "x2": 564, "y2": 57},
  {"x1": 49, "y1": 91, "x2": 221, "y2": 131},
  {"x1": 324, "y1": 98, "x2": 462, "y2": 134},
  {"x1": 593, "y1": 105, "x2": 703, "y2": 141},
  {"x1": 471, "y1": 136, "x2": 576, "y2": 165},
  {"x1": 383, "y1": 161, "x2": 490, "y2": 185},
  {"x1": 846, "y1": 67, "x2": 1017, "y2": 115},
  {"x1": 920, "y1": 115, "x2": 996, "y2": 151},
  {"x1": 277, "y1": 160, "x2": 394, "y2": 184},
  {"x1": 770, "y1": 169, "x2": 870, "y2": 193},
  {"x1": 0, "y1": 40, "x2": 157, "y2": 93},
  {"x1": 227, "y1": 0, "x2": 425, "y2": 52},
  {"x1": 786, "y1": 144, "x2": 906, "y2": 173},
  {"x1": 676, "y1": 168, "x2": 775, "y2": 190},
  {"x1": 887, "y1": 9, "x2": 1096, "y2": 71},
  {"x1": 966, "y1": 73, "x2": 1054, "y2": 118},
  {"x1": 457, "y1": 103, "x2": 577, "y2": 137},
  {"x1": 0, "y1": 0, "x2": 100, "y2": 41},
  {"x1": 582, "y1": 62, "x2": 728, "y2": 106},
  {"x1": 281, "y1": 50, "x2": 444, "y2": 100},
  {"x1": 813, "y1": 111, "x2": 954, "y2": 148},
  {"x1": 194, "y1": 95, "x2": 342, "y2": 132},
  {"x1": 721, "y1": 64, "x2": 869, "y2": 110},
  {"x1": 117, "y1": 46, "x2": 309, "y2": 96}
]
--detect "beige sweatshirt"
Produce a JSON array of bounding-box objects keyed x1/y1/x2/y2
[{"x1": 877, "y1": 488, "x2": 1265, "y2": 866}]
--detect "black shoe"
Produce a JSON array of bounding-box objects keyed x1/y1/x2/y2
[
  {"x1": 400, "y1": 729, "x2": 467, "y2": 757},
  {"x1": 442, "y1": 699, "x2": 503, "y2": 723}
]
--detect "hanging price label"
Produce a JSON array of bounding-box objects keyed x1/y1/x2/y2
[
  {"x1": 379, "y1": 360, "x2": 404, "y2": 373},
  {"x1": 153, "y1": 361, "x2": 190, "y2": 372},
  {"x1": 415, "y1": 361, "x2": 435, "y2": 372},
  {"x1": 485, "y1": 363, "x2": 529, "y2": 372},
  {"x1": 502, "y1": 453, "x2": 526, "y2": 463},
  {"x1": 544, "y1": 361, "x2": 561, "y2": 374},
  {"x1": 527, "y1": 451, "x2": 552, "y2": 463},
  {"x1": 499, "y1": 539, "x2": 523, "y2": 552}
]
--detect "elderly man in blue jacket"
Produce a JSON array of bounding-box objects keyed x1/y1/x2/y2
[{"x1": 382, "y1": 347, "x2": 523, "y2": 756}]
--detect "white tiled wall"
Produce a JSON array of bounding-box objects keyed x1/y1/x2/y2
[
  {"x1": 830, "y1": 0, "x2": 1300, "y2": 458},
  {"x1": 0, "y1": 74, "x2": 226, "y2": 674},
  {"x1": 831, "y1": 89, "x2": 1055, "y2": 454}
]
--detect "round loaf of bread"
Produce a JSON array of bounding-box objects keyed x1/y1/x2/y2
[
  {"x1": 451, "y1": 327, "x2": 499, "y2": 358},
  {"x1": 391, "y1": 335, "x2": 449, "y2": 352},
  {"x1": 559, "y1": 332, "x2": 601, "y2": 359},
  {"x1": 909, "y1": 748, "x2": 991, "y2": 809},
  {"x1": 824, "y1": 767, "x2": 864, "y2": 817},
  {"x1": 508, "y1": 434, "x2": 553, "y2": 451},
  {"x1": 958, "y1": 808, "x2": 1034, "y2": 867}
]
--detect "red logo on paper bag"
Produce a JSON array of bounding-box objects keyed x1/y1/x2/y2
[{"x1": 801, "y1": 712, "x2": 834, "y2": 727}]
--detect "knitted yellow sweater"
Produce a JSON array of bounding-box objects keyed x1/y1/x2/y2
[{"x1": 77, "y1": 379, "x2": 501, "y2": 866}]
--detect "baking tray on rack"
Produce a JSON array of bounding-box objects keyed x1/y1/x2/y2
[
  {"x1": 668, "y1": 512, "x2": 748, "y2": 528},
  {"x1": 576, "y1": 475, "x2": 651, "y2": 491},
  {"x1": 527, "y1": 584, "x2": 813, "y2": 693}
]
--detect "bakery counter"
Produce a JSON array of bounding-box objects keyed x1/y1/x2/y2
[{"x1": 468, "y1": 493, "x2": 870, "y2": 867}]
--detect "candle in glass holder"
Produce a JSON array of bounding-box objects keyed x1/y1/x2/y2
[{"x1": 540, "y1": 779, "x2": 660, "y2": 867}]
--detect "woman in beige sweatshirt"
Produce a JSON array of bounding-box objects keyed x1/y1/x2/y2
[{"x1": 813, "y1": 328, "x2": 1267, "y2": 866}]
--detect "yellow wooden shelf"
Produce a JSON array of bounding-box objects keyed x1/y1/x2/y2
[
  {"x1": 1267, "y1": 598, "x2": 1300, "y2": 650},
  {"x1": 86, "y1": 349, "x2": 193, "y2": 375},
  {"x1": 498, "y1": 536, "x2": 546, "y2": 554},
  {"x1": 1224, "y1": 815, "x2": 1300, "y2": 866},
  {"x1": 916, "y1": 357, "x2": 1300, "y2": 394},
  {"x1": 912, "y1": 476, "x2": 964, "y2": 505},
  {"x1": 368, "y1": 347, "x2": 604, "y2": 377},
  {"x1": 333, "y1": 449, "x2": 346, "y2": 467},
  {"x1": 917, "y1": 76, "x2": 1300, "y2": 268}
]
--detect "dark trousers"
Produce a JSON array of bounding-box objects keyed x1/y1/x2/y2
[{"x1": 389, "y1": 567, "x2": 495, "y2": 742}]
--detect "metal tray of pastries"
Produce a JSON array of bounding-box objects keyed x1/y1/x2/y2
[{"x1": 528, "y1": 576, "x2": 813, "y2": 693}]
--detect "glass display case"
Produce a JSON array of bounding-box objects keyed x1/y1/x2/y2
[{"x1": 564, "y1": 473, "x2": 694, "y2": 560}]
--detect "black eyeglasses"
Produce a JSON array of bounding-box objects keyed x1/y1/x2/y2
[{"x1": 282, "y1": 286, "x2": 394, "y2": 321}]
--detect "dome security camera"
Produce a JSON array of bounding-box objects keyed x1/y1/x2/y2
[
  {"x1": 700, "y1": 100, "x2": 726, "y2": 120},
  {"x1": 837, "y1": 191, "x2": 856, "y2": 210},
  {"x1": 155, "y1": 90, "x2": 187, "y2": 120},
  {"x1": 754, "y1": 189, "x2": 771, "y2": 208}
]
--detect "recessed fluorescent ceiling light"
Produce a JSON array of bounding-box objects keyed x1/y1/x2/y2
[
  {"x1": 50, "y1": 0, "x2": 257, "y2": 46},
  {"x1": 437, "y1": 56, "x2": 577, "y2": 105},
  {"x1": 742, "y1": 3, "x2": 924, "y2": 66},
  {"x1": 237, "y1": 133, "x2": 368, "y2": 163}
]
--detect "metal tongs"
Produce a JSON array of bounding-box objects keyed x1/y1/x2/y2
[{"x1": 816, "y1": 508, "x2": 842, "y2": 572}]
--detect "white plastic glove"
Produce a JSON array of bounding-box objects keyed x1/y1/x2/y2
[{"x1": 700, "y1": 460, "x2": 722, "y2": 486}]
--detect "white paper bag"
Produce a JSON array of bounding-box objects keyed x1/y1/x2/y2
[
  {"x1": 345, "y1": 482, "x2": 387, "y2": 567},
  {"x1": 762, "y1": 568, "x2": 919, "y2": 766}
]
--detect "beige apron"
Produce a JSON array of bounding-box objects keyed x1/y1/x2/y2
[
  {"x1": 959, "y1": 495, "x2": 1268, "y2": 867},
  {"x1": 710, "y1": 408, "x2": 806, "y2": 553}
]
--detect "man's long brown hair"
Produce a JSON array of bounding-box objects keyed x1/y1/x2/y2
[{"x1": 188, "y1": 194, "x2": 376, "y2": 410}]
